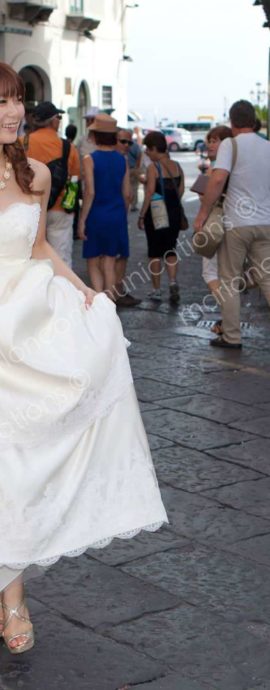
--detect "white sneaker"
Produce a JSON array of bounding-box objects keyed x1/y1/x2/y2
[{"x1": 148, "y1": 289, "x2": 162, "y2": 301}]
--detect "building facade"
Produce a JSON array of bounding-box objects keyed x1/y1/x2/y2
[{"x1": 0, "y1": 0, "x2": 133, "y2": 135}]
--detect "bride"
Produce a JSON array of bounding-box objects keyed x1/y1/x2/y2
[{"x1": 0, "y1": 63, "x2": 167, "y2": 654}]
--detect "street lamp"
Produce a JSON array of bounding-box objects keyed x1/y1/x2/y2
[{"x1": 250, "y1": 83, "x2": 267, "y2": 106}]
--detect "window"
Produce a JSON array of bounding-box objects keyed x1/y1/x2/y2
[
  {"x1": 65, "y1": 78, "x2": 72, "y2": 95},
  {"x1": 102, "y1": 85, "x2": 113, "y2": 108},
  {"x1": 69, "y1": 0, "x2": 83, "y2": 12}
]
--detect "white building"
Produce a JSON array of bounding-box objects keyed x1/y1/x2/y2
[{"x1": 0, "y1": 0, "x2": 135, "y2": 135}]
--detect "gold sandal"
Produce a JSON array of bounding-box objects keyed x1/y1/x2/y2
[{"x1": 2, "y1": 600, "x2": 34, "y2": 654}]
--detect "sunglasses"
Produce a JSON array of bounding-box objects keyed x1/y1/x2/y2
[
  {"x1": 56, "y1": 115, "x2": 62, "y2": 121},
  {"x1": 119, "y1": 139, "x2": 132, "y2": 145}
]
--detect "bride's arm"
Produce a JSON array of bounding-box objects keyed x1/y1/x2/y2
[{"x1": 30, "y1": 159, "x2": 96, "y2": 306}]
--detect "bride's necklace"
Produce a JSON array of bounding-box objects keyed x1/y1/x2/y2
[{"x1": 0, "y1": 158, "x2": 12, "y2": 190}]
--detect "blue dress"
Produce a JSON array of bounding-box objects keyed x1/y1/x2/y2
[{"x1": 83, "y1": 150, "x2": 129, "y2": 258}]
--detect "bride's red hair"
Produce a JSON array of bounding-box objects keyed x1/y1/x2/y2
[{"x1": 0, "y1": 62, "x2": 36, "y2": 195}]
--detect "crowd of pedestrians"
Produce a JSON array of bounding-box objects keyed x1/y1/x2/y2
[
  {"x1": 1, "y1": 56, "x2": 270, "y2": 659},
  {"x1": 21, "y1": 96, "x2": 270, "y2": 348}
]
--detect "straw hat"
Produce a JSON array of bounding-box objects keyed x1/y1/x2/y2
[{"x1": 89, "y1": 113, "x2": 117, "y2": 133}]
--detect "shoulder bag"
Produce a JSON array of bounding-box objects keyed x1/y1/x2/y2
[
  {"x1": 192, "y1": 138, "x2": 237, "y2": 259},
  {"x1": 150, "y1": 162, "x2": 169, "y2": 230}
]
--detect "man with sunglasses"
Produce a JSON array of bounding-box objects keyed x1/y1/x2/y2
[
  {"x1": 117, "y1": 129, "x2": 133, "y2": 156},
  {"x1": 25, "y1": 101, "x2": 80, "y2": 268}
]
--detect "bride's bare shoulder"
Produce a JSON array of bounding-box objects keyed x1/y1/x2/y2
[{"x1": 28, "y1": 158, "x2": 51, "y2": 189}]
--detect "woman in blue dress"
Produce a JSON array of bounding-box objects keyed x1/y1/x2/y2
[{"x1": 78, "y1": 114, "x2": 130, "y2": 299}]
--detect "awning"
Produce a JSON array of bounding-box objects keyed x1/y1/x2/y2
[
  {"x1": 254, "y1": 0, "x2": 270, "y2": 26},
  {"x1": 128, "y1": 111, "x2": 142, "y2": 122}
]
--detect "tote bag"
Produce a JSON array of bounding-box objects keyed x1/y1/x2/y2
[{"x1": 150, "y1": 164, "x2": 169, "y2": 230}]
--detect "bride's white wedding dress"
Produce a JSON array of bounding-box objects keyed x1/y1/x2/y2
[{"x1": 0, "y1": 202, "x2": 167, "y2": 591}]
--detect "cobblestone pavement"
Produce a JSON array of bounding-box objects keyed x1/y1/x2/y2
[{"x1": 1, "y1": 192, "x2": 270, "y2": 690}]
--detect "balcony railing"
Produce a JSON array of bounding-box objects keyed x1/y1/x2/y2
[{"x1": 7, "y1": 0, "x2": 57, "y2": 22}]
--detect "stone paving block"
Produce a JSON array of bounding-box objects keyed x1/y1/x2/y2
[
  {"x1": 131, "y1": 678, "x2": 266, "y2": 690},
  {"x1": 138, "y1": 401, "x2": 161, "y2": 413},
  {"x1": 202, "y1": 477, "x2": 270, "y2": 519},
  {"x1": 229, "y1": 415, "x2": 270, "y2": 438},
  {"x1": 130, "y1": 357, "x2": 175, "y2": 380},
  {"x1": 128, "y1": 341, "x2": 156, "y2": 358},
  {"x1": 256, "y1": 401, "x2": 270, "y2": 414},
  {"x1": 157, "y1": 352, "x2": 221, "y2": 375},
  {"x1": 134, "y1": 377, "x2": 186, "y2": 401},
  {"x1": 153, "y1": 445, "x2": 261, "y2": 492},
  {"x1": 147, "y1": 434, "x2": 175, "y2": 451},
  {"x1": 89, "y1": 526, "x2": 189, "y2": 566},
  {"x1": 132, "y1": 673, "x2": 215, "y2": 689},
  {"x1": 118, "y1": 310, "x2": 174, "y2": 332},
  {"x1": 0, "y1": 612, "x2": 167, "y2": 690},
  {"x1": 159, "y1": 484, "x2": 270, "y2": 544},
  {"x1": 105, "y1": 605, "x2": 270, "y2": 687},
  {"x1": 120, "y1": 545, "x2": 270, "y2": 623},
  {"x1": 155, "y1": 393, "x2": 263, "y2": 425},
  {"x1": 131, "y1": 347, "x2": 186, "y2": 366},
  {"x1": 206, "y1": 438, "x2": 270, "y2": 475},
  {"x1": 29, "y1": 555, "x2": 180, "y2": 630},
  {"x1": 142, "y1": 407, "x2": 254, "y2": 450},
  {"x1": 123, "y1": 328, "x2": 169, "y2": 344},
  {"x1": 191, "y1": 370, "x2": 270, "y2": 405},
  {"x1": 144, "y1": 366, "x2": 213, "y2": 389},
  {"x1": 226, "y1": 533, "x2": 270, "y2": 567}
]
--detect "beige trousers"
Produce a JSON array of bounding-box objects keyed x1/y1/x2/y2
[
  {"x1": 46, "y1": 210, "x2": 74, "y2": 268},
  {"x1": 217, "y1": 225, "x2": 270, "y2": 343}
]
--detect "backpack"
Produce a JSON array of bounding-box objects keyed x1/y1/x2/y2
[{"x1": 47, "y1": 139, "x2": 70, "y2": 209}]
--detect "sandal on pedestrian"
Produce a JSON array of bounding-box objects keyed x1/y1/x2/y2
[
  {"x1": 148, "y1": 289, "x2": 162, "y2": 302},
  {"x1": 2, "y1": 600, "x2": 34, "y2": 654},
  {"x1": 210, "y1": 336, "x2": 242, "y2": 349},
  {"x1": 211, "y1": 319, "x2": 223, "y2": 335}
]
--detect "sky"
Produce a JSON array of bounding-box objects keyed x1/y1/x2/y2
[{"x1": 126, "y1": 0, "x2": 270, "y2": 126}]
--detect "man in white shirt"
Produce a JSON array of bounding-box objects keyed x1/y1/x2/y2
[{"x1": 194, "y1": 100, "x2": 270, "y2": 348}]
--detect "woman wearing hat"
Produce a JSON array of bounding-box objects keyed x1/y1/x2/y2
[{"x1": 78, "y1": 114, "x2": 130, "y2": 299}]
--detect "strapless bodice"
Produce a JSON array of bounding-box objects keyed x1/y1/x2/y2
[{"x1": 0, "y1": 202, "x2": 40, "y2": 264}]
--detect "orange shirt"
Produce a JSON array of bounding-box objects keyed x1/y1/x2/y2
[{"x1": 25, "y1": 128, "x2": 80, "y2": 212}]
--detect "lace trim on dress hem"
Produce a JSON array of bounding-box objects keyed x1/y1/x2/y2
[
  {"x1": 1, "y1": 521, "x2": 165, "y2": 570},
  {"x1": 0, "y1": 349, "x2": 133, "y2": 449}
]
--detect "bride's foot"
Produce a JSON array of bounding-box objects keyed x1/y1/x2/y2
[{"x1": 2, "y1": 598, "x2": 34, "y2": 654}]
